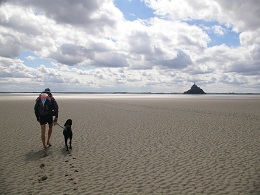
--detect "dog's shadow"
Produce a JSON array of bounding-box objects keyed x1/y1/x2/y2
[{"x1": 61, "y1": 147, "x2": 72, "y2": 156}]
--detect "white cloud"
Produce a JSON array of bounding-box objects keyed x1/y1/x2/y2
[
  {"x1": 212, "y1": 25, "x2": 226, "y2": 36},
  {"x1": 0, "y1": 57, "x2": 36, "y2": 78},
  {"x1": 240, "y1": 29, "x2": 260, "y2": 46},
  {"x1": 26, "y1": 56, "x2": 35, "y2": 61},
  {"x1": 145, "y1": 0, "x2": 260, "y2": 32},
  {"x1": 216, "y1": 0, "x2": 260, "y2": 31}
]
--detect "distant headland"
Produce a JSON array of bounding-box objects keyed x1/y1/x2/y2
[{"x1": 184, "y1": 83, "x2": 206, "y2": 94}]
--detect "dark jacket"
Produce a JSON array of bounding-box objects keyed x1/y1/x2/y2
[{"x1": 34, "y1": 92, "x2": 59, "y2": 120}]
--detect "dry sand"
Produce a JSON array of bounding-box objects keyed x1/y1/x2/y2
[{"x1": 0, "y1": 94, "x2": 260, "y2": 194}]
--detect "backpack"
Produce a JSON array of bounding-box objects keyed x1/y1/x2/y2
[{"x1": 37, "y1": 93, "x2": 52, "y2": 116}]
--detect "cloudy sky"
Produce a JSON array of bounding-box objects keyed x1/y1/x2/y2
[{"x1": 0, "y1": 0, "x2": 259, "y2": 93}]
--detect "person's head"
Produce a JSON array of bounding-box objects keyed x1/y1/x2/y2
[
  {"x1": 44, "y1": 88, "x2": 51, "y2": 93},
  {"x1": 42, "y1": 88, "x2": 53, "y2": 97}
]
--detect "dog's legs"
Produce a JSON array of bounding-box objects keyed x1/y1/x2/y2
[
  {"x1": 69, "y1": 133, "x2": 72, "y2": 149},
  {"x1": 69, "y1": 138, "x2": 72, "y2": 149},
  {"x1": 65, "y1": 138, "x2": 69, "y2": 151}
]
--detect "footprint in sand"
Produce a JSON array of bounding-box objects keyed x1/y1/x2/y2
[
  {"x1": 38, "y1": 175, "x2": 48, "y2": 183},
  {"x1": 40, "y1": 163, "x2": 45, "y2": 169},
  {"x1": 63, "y1": 155, "x2": 79, "y2": 189},
  {"x1": 36, "y1": 162, "x2": 49, "y2": 184}
]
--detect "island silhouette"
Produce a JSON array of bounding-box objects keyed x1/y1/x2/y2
[{"x1": 184, "y1": 83, "x2": 206, "y2": 94}]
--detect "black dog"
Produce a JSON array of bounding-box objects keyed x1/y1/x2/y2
[{"x1": 63, "y1": 119, "x2": 73, "y2": 151}]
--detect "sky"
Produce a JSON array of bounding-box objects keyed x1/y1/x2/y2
[{"x1": 0, "y1": 0, "x2": 259, "y2": 93}]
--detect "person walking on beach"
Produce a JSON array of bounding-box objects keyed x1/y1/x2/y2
[{"x1": 34, "y1": 88, "x2": 59, "y2": 149}]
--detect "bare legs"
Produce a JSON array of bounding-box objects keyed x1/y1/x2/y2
[
  {"x1": 41, "y1": 124, "x2": 53, "y2": 149},
  {"x1": 47, "y1": 124, "x2": 53, "y2": 146}
]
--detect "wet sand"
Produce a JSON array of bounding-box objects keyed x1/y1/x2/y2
[{"x1": 0, "y1": 94, "x2": 260, "y2": 194}]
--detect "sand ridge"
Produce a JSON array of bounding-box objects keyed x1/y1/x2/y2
[{"x1": 0, "y1": 94, "x2": 260, "y2": 194}]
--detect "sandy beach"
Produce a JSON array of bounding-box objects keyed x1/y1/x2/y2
[{"x1": 0, "y1": 94, "x2": 259, "y2": 195}]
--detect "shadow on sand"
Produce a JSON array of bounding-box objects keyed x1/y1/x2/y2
[
  {"x1": 61, "y1": 147, "x2": 72, "y2": 156},
  {"x1": 24, "y1": 149, "x2": 50, "y2": 161},
  {"x1": 24, "y1": 146, "x2": 72, "y2": 161}
]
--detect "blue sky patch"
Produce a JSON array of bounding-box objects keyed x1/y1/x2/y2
[
  {"x1": 186, "y1": 20, "x2": 240, "y2": 47},
  {"x1": 19, "y1": 51, "x2": 55, "y2": 68},
  {"x1": 114, "y1": 0, "x2": 154, "y2": 21}
]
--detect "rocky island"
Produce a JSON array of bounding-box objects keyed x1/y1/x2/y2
[{"x1": 184, "y1": 83, "x2": 206, "y2": 94}]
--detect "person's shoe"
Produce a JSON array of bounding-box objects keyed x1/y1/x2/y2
[{"x1": 47, "y1": 143, "x2": 52, "y2": 147}]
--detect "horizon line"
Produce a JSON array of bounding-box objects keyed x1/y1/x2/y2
[{"x1": 0, "y1": 92, "x2": 259, "y2": 95}]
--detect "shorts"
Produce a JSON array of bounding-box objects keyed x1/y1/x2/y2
[{"x1": 39, "y1": 115, "x2": 53, "y2": 125}]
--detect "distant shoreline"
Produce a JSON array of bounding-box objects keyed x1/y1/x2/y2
[{"x1": 0, "y1": 92, "x2": 259, "y2": 95}]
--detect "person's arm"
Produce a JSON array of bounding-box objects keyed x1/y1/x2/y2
[{"x1": 51, "y1": 98, "x2": 59, "y2": 119}]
